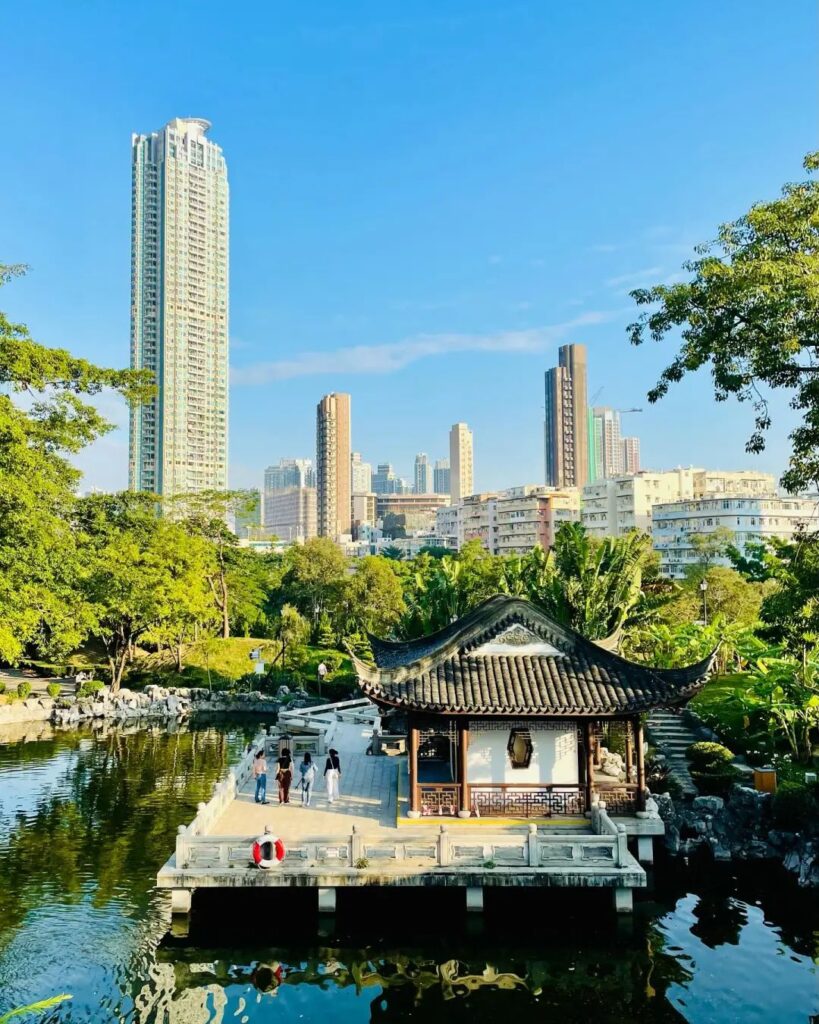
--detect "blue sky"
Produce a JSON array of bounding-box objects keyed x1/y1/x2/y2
[{"x1": 1, "y1": 2, "x2": 816, "y2": 492}]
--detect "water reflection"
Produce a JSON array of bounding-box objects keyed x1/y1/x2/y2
[{"x1": 0, "y1": 721, "x2": 816, "y2": 1024}]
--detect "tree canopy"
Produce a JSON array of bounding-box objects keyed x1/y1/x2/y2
[{"x1": 629, "y1": 152, "x2": 819, "y2": 492}]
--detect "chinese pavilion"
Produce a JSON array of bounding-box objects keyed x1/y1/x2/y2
[{"x1": 350, "y1": 596, "x2": 715, "y2": 819}]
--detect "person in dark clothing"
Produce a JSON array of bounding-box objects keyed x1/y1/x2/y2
[
  {"x1": 276, "y1": 748, "x2": 293, "y2": 804},
  {"x1": 324, "y1": 748, "x2": 341, "y2": 804}
]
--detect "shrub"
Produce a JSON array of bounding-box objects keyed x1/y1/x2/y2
[
  {"x1": 687, "y1": 742, "x2": 735, "y2": 769},
  {"x1": 78, "y1": 679, "x2": 105, "y2": 699},
  {"x1": 0, "y1": 681, "x2": 6, "y2": 695},
  {"x1": 687, "y1": 741, "x2": 739, "y2": 795},
  {"x1": 16, "y1": 681, "x2": 32, "y2": 700},
  {"x1": 46, "y1": 682, "x2": 61, "y2": 699},
  {"x1": 354, "y1": 857, "x2": 369, "y2": 869},
  {"x1": 772, "y1": 781, "x2": 819, "y2": 832}
]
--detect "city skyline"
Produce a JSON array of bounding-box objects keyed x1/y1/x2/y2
[{"x1": 2, "y1": 3, "x2": 814, "y2": 495}]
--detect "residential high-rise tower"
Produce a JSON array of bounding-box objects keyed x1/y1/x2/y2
[
  {"x1": 129, "y1": 117, "x2": 229, "y2": 496},
  {"x1": 414, "y1": 453, "x2": 430, "y2": 494},
  {"x1": 544, "y1": 343, "x2": 588, "y2": 488},
  {"x1": 449, "y1": 423, "x2": 474, "y2": 502},
  {"x1": 316, "y1": 393, "x2": 352, "y2": 539},
  {"x1": 433, "y1": 458, "x2": 451, "y2": 496}
]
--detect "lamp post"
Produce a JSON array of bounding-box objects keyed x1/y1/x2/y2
[{"x1": 700, "y1": 578, "x2": 709, "y2": 626}]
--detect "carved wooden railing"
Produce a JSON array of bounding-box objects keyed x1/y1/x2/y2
[
  {"x1": 169, "y1": 823, "x2": 627, "y2": 874},
  {"x1": 417, "y1": 782, "x2": 588, "y2": 818},
  {"x1": 469, "y1": 784, "x2": 587, "y2": 818},
  {"x1": 594, "y1": 783, "x2": 639, "y2": 815}
]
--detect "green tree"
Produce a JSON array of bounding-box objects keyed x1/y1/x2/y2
[
  {"x1": 664, "y1": 566, "x2": 767, "y2": 628},
  {"x1": 0, "y1": 265, "x2": 151, "y2": 665},
  {"x1": 278, "y1": 537, "x2": 349, "y2": 635},
  {"x1": 344, "y1": 556, "x2": 405, "y2": 635},
  {"x1": 755, "y1": 532, "x2": 819, "y2": 652},
  {"x1": 142, "y1": 528, "x2": 219, "y2": 671},
  {"x1": 629, "y1": 152, "x2": 819, "y2": 493},
  {"x1": 169, "y1": 490, "x2": 263, "y2": 639},
  {"x1": 524, "y1": 524, "x2": 654, "y2": 639},
  {"x1": 76, "y1": 493, "x2": 200, "y2": 690},
  {"x1": 685, "y1": 526, "x2": 735, "y2": 574}
]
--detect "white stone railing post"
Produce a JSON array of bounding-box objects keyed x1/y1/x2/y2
[
  {"x1": 616, "y1": 824, "x2": 628, "y2": 866},
  {"x1": 176, "y1": 825, "x2": 189, "y2": 867},
  {"x1": 527, "y1": 823, "x2": 539, "y2": 866},
  {"x1": 438, "y1": 825, "x2": 451, "y2": 866},
  {"x1": 350, "y1": 825, "x2": 363, "y2": 866}
]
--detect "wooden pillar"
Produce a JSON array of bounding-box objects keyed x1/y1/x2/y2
[
  {"x1": 624, "y1": 718, "x2": 633, "y2": 785},
  {"x1": 408, "y1": 715, "x2": 421, "y2": 818},
  {"x1": 457, "y1": 719, "x2": 470, "y2": 817},
  {"x1": 583, "y1": 720, "x2": 595, "y2": 810},
  {"x1": 634, "y1": 716, "x2": 646, "y2": 811}
]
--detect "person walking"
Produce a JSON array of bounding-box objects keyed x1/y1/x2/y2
[
  {"x1": 324, "y1": 748, "x2": 341, "y2": 804},
  {"x1": 299, "y1": 752, "x2": 318, "y2": 807},
  {"x1": 253, "y1": 750, "x2": 268, "y2": 804},
  {"x1": 316, "y1": 661, "x2": 327, "y2": 696},
  {"x1": 276, "y1": 747, "x2": 293, "y2": 804}
]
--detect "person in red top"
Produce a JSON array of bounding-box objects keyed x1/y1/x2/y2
[{"x1": 276, "y1": 748, "x2": 293, "y2": 804}]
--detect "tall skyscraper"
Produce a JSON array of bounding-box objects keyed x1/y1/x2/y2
[
  {"x1": 449, "y1": 423, "x2": 474, "y2": 502},
  {"x1": 129, "y1": 117, "x2": 229, "y2": 497},
  {"x1": 316, "y1": 393, "x2": 352, "y2": 539},
  {"x1": 591, "y1": 407, "x2": 623, "y2": 479},
  {"x1": 433, "y1": 458, "x2": 451, "y2": 496},
  {"x1": 414, "y1": 453, "x2": 430, "y2": 494},
  {"x1": 351, "y1": 452, "x2": 372, "y2": 494},
  {"x1": 621, "y1": 436, "x2": 641, "y2": 475},
  {"x1": 544, "y1": 343, "x2": 588, "y2": 488}
]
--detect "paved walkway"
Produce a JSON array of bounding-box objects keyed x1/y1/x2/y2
[{"x1": 211, "y1": 719, "x2": 400, "y2": 838}]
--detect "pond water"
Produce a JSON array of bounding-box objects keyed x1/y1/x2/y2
[{"x1": 0, "y1": 719, "x2": 816, "y2": 1024}]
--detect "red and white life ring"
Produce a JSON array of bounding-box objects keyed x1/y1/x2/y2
[{"x1": 252, "y1": 834, "x2": 286, "y2": 868}]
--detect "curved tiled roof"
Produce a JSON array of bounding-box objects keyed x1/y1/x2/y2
[{"x1": 349, "y1": 596, "x2": 716, "y2": 717}]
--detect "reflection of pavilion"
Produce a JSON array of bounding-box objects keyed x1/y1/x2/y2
[{"x1": 351, "y1": 597, "x2": 715, "y2": 822}]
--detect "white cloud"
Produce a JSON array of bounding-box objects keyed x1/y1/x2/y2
[
  {"x1": 231, "y1": 311, "x2": 616, "y2": 386},
  {"x1": 605, "y1": 266, "x2": 663, "y2": 290}
]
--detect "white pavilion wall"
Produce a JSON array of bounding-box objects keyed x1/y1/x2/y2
[{"x1": 466, "y1": 723, "x2": 578, "y2": 785}]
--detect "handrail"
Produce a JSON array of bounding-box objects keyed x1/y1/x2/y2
[{"x1": 171, "y1": 823, "x2": 625, "y2": 873}]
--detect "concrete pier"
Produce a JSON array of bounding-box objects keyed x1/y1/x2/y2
[
  {"x1": 156, "y1": 704, "x2": 664, "y2": 916},
  {"x1": 637, "y1": 836, "x2": 655, "y2": 864}
]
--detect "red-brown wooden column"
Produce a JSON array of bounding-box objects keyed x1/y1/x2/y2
[
  {"x1": 457, "y1": 720, "x2": 470, "y2": 817},
  {"x1": 408, "y1": 715, "x2": 421, "y2": 818},
  {"x1": 583, "y1": 720, "x2": 595, "y2": 810},
  {"x1": 634, "y1": 715, "x2": 647, "y2": 811},
  {"x1": 624, "y1": 718, "x2": 633, "y2": 785}
]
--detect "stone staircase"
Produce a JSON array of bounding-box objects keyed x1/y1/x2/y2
[{"x1": 645, "y1": 710, "x2": 699, "y2": 797}]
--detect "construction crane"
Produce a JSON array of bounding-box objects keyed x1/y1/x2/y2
[{"x1": 618, "y1": 407, "x2": 642, "y2": 414}]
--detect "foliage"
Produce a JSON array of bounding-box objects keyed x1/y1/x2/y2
[
  {"x1": 523, "y1": 525, "x2": 655, "y2": 639},
  {"x1": 622, "y1": 617, "x2": 754, "y2": 672},
  {"x1": 753, "y1": 532, "x2": 819, "y2": 653},
  {"x1": 0, "y1": 995, "x2": 72, "y2": 1023},
  {"x1": 0, "y1": 681, "x2": 5, "y2": 694},
  {"x1": 46, "y1": 682, "x2": 61, "y2": 698},
  {"x1": 718, "y1": 644, "x2": 819, "y2": 763},
  {"x1": 276, "y1": 537, "x2": 349, "y2": 635},
  {"x1": 78, "y1": 679, "x2": 105, "y2": 699},
  {"x1": 0, "y1": 265, "x2": 150, "y2": 665},
  {"x1": 771, "y1": 780, "x2": 819, "y2": 832},
  {"x1": 686, "y1": 742, "x2": 739, "y2": 795},
  {"x1": 167, "y1": 490, "x2": 265, "y2": 639},
  {"x1": 343, "y1": 556, "x2": 405, "y2": 636},
  {"x1": 75, "y1": 492, "x2": 216, "y2": 692},
  {"x1": 16, "y1": 680, "x2": 31, "y2": 699},
  {"x1": 687, "y1": 742, "x2": 735, "y2": 768},
  {"x1": 629, "y1": 152, "x2": 819, "y2": 493},
  {"x1": 660, "y1": 567, "x2": 768, "y2": 630}
]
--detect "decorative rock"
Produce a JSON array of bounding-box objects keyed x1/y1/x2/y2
[{"x1": 693, "y1": 795, "x2": 724, "y2": 813}]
